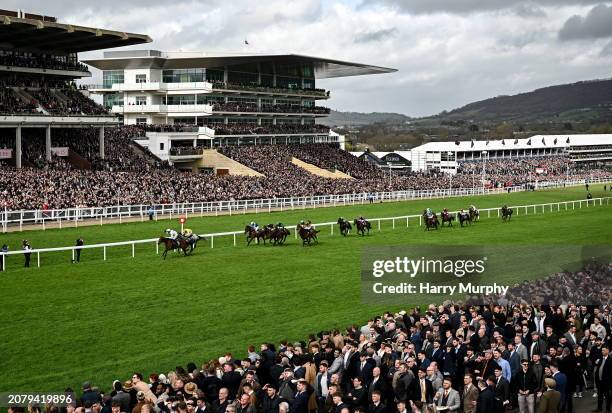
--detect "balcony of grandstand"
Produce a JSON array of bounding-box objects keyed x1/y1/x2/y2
[
  {"x1": 211, "y1": 123, "x2": 330, "y2": 136},
  {"x1": 211, "y1": 102, "x2": 330, "y2": 115},
  {"x1": 211, "y1": 81, "x2": 330, "y2": 98}
]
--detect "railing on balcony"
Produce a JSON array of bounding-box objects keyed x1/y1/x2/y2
[
  {"x1": 111, "y1": 104, "x2": 213, "y2": 114},
  {"x1": 211, "y1": 82, "x2": 329, "y2": 97}
]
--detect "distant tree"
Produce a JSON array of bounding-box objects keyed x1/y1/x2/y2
[
  {"x1": 563, "y1": 122, "x2": 573, "y2": 130},
  {"x1": 494, "y1": 122, "x2": 513, "y2": 138},
  {"x1": 469, "y1": 124, "x2": 479, "y2": 132}
]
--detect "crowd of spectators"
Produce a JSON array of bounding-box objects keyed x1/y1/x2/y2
[
  {"x1": 474, "y1": 262, "x2": 612, "y2": 307},
  {"x1": 0, "y1": 86, "x2": 38, "y2": 114},
  {"x1": 26, "y1": 295, "x2": 611, "y2": 413},
  {"x1": 0, "y1": 135, "x2": 610, "y2": 209},
  {"x1": 212, "y1": 82, "x2": 329, "y2": 97},
  {"x1": 0, "y1": 50, "x2": 89, "y2": 72},
  {"x1": 25, "y1": 85, "x2": 108, "y2": 115},
  {"x1": 213, "y1": 124, "x2": 330, "y2": 136},
  {"x1": 212, "y1": 103, "x2": 330, "y2": 115}
]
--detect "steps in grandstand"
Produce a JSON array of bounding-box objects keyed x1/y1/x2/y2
[
  {"x1": 194, "y1": 150, "x2": 263, "y2": 176},
  {"x1": 131, "y1": 140, "x2": 164, "y2": 165},
  {"x1": 291, "y1": 157, "x2": 354, "y2": 179},
  {"x1": 51, "y1": 89, "x2": 69, "y2": 105},
  {"x1": 66, "y1": 149, "x2": 92, "y2": 170},
  {"x1": 11, "y1": 88, "x2": 47, "y2": 114}
]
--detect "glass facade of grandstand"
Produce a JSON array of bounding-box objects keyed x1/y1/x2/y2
[{"x1": 85, "y1": 53, "x2": 342, "y2": 150}]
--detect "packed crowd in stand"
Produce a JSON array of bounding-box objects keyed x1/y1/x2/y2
[
  {"x1": 27, "y1": 289, "x2": 610, "y2": 413},
  {"x1": 0, "y1": 133, "x2": 610, "y2": 209},
  {"x1": 212, "y1": 124, "x2": 330, "y2": 136},
  {"x1": 458, "y1": 158, "x2": 573, "y2": 188},
  {"x1": 0, "y1": 87, "x2": 38, "y2": 114},
  {"x1": 212, "y1": 103, "x2": 330, "y2": 115},
  {"x1": 0, "y1": 50, "x2": 90, "y2": 72},
  {"x1": 0, "y1": 75, "x2": 108, "y2": 116},
  {"x1": 212, "y1": 82, "x2": 329, "y2": 97}
]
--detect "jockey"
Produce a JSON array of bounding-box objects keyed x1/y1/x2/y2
[
  {"x1": 250, "y1": 221, "x2": 259, "y2": 231},
  {"x1": 277, "y1": 222, "x2": 284, "y2": 229},
  {"x1": 469, "y1": 204, "x2": 476, "y2": 212},
  {"x1": 165, "y1": 228, "x2": 178, "y2": 240},
  {"x1": 443, "y1": 208, "x2": 449, "y2": 216},
  {"x1": 183, "y1": 228, "x2": 193, "y2": 237},
  {"x1": 460, "y1": 209, "x2": 468, "y2": 218},
  {"x1": 426, "y1": 208, "x2": 433, "y2": 218},
  {"x1": 304, "y1": 220, "x2": 312, "y2": 231},
  {"x1": 358, "y1": 216, "x2": 365, "y2": 223}
]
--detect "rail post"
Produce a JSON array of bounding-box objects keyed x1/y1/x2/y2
[
  {"x1": 132, "y1": 243, "x2": 135, "y2": 258},
  {"x1": 72, "y1": 249, "x2": 75, "y2": 262},
  {"x1": 331, "y1": 224, "x2": 334, "y2": 235},
  {"x1": 103, "y1": 246, "x2": 106, "y2": 261},
  {"x1": 419, "y1": 215, "x2": 422, "y2": 226},
  {"x1": 392, "y1": 218, "x2": 395, "y2": 229},
  {"x1": 233, "y1": 233, "x2": 236, "y2": 246},
  {"x1": 156, "y1": 242, "x2": 159, "y2": 255},
  {"x1": 406, "y1": 217, "x2": 409, "y2": 227},
  {"x1": 37, "y1": 252, "x2": 40, "y2": 268},
  {"x1": 378, "y1": 220, "x2": 381, "y2": 231},
  {"x1": 211, "y1": 236, "x2": 214, "y2": 249}
]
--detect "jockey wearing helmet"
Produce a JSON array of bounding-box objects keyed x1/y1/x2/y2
[
  {"x1": 277, "y1": 222, "x2": 284, "y2": 229},
  {"x1": 183, "y1": 228, "x2": 193, "y2": 237},
  {"x1": 165, "y1": 228, "x2": 178, "y2": 240},
  {"x1": 426, "y1": 208, "x2": 433, "y2": 218},
  {"x1": 469, "y1": 204, "x2": 476, "y2": 212},
  {"x1": 250, "y1": 221, "x2": 259, "y2": 231}
]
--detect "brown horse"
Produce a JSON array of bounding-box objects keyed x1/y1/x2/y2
[
  {"x1": 158, "y1": 237, "x2": 192, "y2": 259},
  {"x1": 245, "y1": 225, "x2": 263, "y2": 246},
  {"x1": 422, "y1": 211, "x2": 439, "y2": 231},
  {"x1": 440, "y1": 211, "x2": 455, "y2": 228},
  {"x1": 469, "y1": 207, "x2": 480, "y2": 222},
  {"x1": 353, "y1": 218, "x2": 371, "y2": 236},
  {"x1": 297, "y1": 223, "x2": 320, "y2": 246},
  {"x1": 271, "y1": 227, "x2": 290, "y2": 245}
]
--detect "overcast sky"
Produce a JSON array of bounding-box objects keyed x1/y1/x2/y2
[{"x1": 10, "y1": 0, "x2": 612, "y2": 116}]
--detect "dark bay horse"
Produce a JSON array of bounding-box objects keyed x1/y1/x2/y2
[
  {"x1": 297, "y1": 223, "x2": 319, "y2": 246},
  {"x1": 469, "y1": 207, "x2": 480, "y2": 222},
  {"x1": 458, "y1": 211, "x2": 471, "y2": 227},
  {"x1": 353, "y1": 218, "x2": 371, "y2": 236},
  {"x1": 158, "y1": 237, "x2": 192, "y2": 259},
  {"x1": 440, "y1": 212, "x2": 455, "y2": 228},
  {"x1": 501, "y1": 206, "x2": 513, "y2": 221},
  {"x1": 337, "y1": 218, "x2": 352, "y2": 236},
  {"x1": 422, "y1": 212, "x2": 439, "y2": 231},
  {"x1": 272, "y1": 227, "x2": 290, "y2": 245},
  {"x1": 244, "y1": 225, "x2": 271, "y2": 246}
]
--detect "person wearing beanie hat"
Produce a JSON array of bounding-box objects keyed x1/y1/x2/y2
[{"x1": 538, "y1": 378, "x2": 560, "y2": 413}]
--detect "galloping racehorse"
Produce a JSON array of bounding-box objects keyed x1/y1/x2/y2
[
  {"x1": 337, "y1": 218, "x2": 352, "y2": 237},
  {"x1": 353, "y1": 218, "x2": 371, "y2": 236},
  {"x1": 158, "y1": 236, "x2": 192, "y2": 259},
  {"x1": 440, "y1": 211, "x2": 455, "y2": 228},
  {"x1": 272, "y1": 226, "x2": 290, "y2": 245},
  {"x1": 458, "y1": 210, "x2": 471, "y2": 227},
  {"x1": 297, "y1": 222, "x2": 320, "y2": 246},
  {"x1": 469, "y1": 206, "x2": 480, "y2": 223},
  {"x1": 501, "y1": 205, "x2": 513, "y2": 221},
  {"x1": 245, "y1": 225, "x2": 265, "y2": 246},
  {"x1": 422, "y1": 211, "x2": 439, "y2": 231}
]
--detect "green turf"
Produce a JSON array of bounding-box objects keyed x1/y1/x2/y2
[{"x1": 0, "y1": 185, "x2": 610, "y2": 393}]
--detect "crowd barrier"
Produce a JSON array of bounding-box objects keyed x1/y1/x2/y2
[
  {"x1": 1, "y1": 196, "x2": 610, "y2": 271},
  {"x1": 2, "y1": 176, "x2": 611, "y2": 233}
]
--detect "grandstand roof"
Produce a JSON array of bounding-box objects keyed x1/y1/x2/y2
[
  {"x1": 0, "y1": 12, "x2": 151, "y2": 54},
  {"x1": 83, "y1": 51, "x2": 397, "y2": 79},
  {"x1": 412, "y1": 134, "x2": 612, "y2": 152}
]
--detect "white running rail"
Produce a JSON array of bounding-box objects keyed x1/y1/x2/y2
[{"x1": 1, "y1": 196, "x2": 610, "y2": 271}]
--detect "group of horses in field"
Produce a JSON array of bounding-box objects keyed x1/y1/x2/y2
[
  {"x1": 158, "y1": 204, "x2": 515, "y2": 257},
  {"x1": 244, "y1": 224, "x2": 291, "y2": 246},
  {"x1": 422, "y1": 205, "x2": 513, "y2": 231},
  {"x1": 337, "y1": 218, "x2": 372, "y2": 237}
]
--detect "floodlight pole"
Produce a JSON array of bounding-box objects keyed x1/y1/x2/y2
[{"x1": 481, "y1": 150, "x2": 488, "y2": 192}]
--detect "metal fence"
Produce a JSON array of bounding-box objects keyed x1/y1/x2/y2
[
  {"x1": 2, "y1": 176, "x2": 611, "y2": 233},
  {"x1": 2, "y1": 196, "x2": 610, "y2": 271}
]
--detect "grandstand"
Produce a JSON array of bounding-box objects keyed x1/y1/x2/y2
[
  {"x1": 83, "y1": 50, "x2": 396, "y2": 167},
  {"x1": 353, "y1": 134, "x2": 612, "y2": 176},
  {"x1": 0, "y1": 9, "x2": 150, "y2": 168}
]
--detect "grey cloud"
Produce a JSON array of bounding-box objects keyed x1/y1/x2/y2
[
  {"x1": 354, "y1": 28, "x2": 398, "y2": 43},
  {"x1": 559, "y1": 4, "x2": 612, "y2": 40},
  {"x1": 600, "y1": 40, "x2": 612, "y2": 56},
  {"x1": 362, "y1": 0, "x2": 602, "y2": 15}
]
